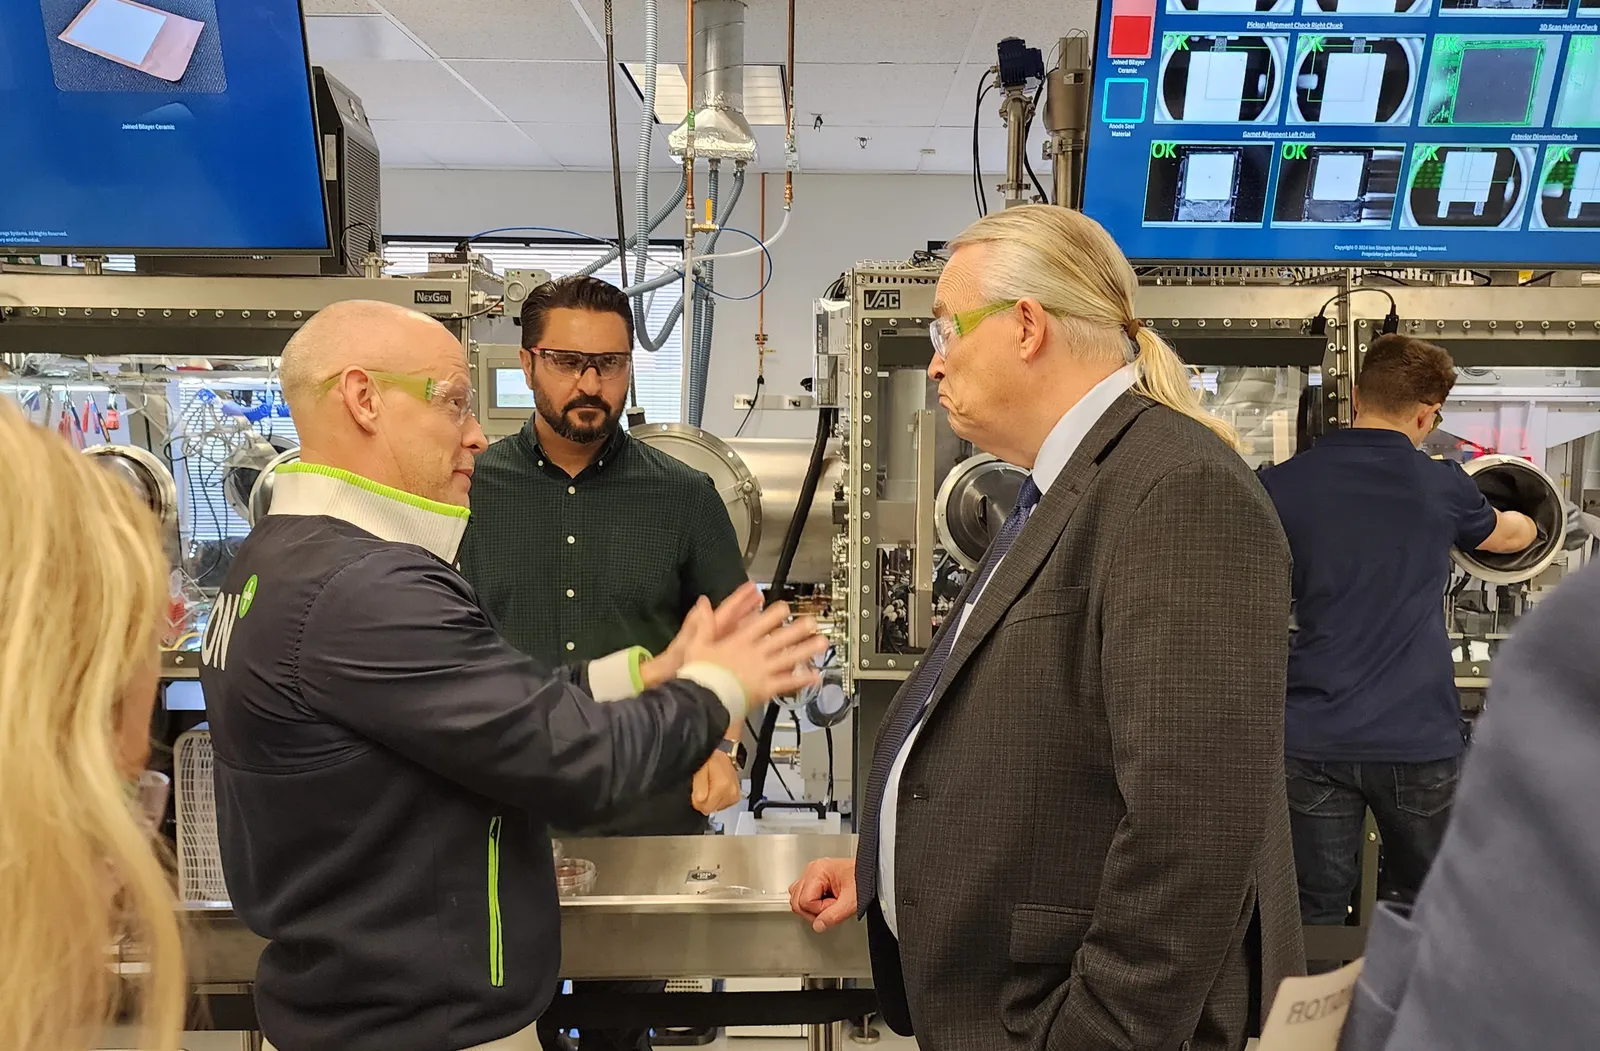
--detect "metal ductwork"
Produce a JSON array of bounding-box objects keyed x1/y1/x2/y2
[
  {"x1": 1451, "y1": 454, "x2": 1567, "y2": 585},
  {"x1": 667, "y1": 0, "x2": 758, "y2": 163}
]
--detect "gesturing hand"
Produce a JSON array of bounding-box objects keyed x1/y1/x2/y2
[
  {"x1": 684, "y1": 600, "x2": 827, "y2": 705},
  {"x1": 789, "y1": 857, "x2": 858, "y2": 933},
  {"x1": 642, "y1": 582, "x2": 764, "y2": 688}
]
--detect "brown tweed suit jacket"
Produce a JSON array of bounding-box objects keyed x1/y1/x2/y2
[{"x1": 864, "y1": 391, "x2": 1304, "y2": 1051}]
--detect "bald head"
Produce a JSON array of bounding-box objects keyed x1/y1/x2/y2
[
  {"x1": 280, "y1": 300, "x2": 452, "y2": 421},
  {"x1": 280, "y1": 299, "x2": 487, "y2": 506}
]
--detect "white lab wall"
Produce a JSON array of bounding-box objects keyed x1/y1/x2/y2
[{"x1": 381, "y1": 169, "x2": 972, "y2": 437}]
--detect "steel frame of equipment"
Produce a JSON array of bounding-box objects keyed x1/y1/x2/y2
[{"x1": 828, "y1": 266, "x2": 1600, "y2": 966}]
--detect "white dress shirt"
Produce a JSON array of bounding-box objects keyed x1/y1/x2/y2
[{"x1": 877, "y1": 365, "x2": 1137, "y2": 937}]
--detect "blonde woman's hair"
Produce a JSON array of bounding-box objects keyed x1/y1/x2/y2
[
  {"x1": 0, "y1": 402, "x2": 184, "y2": 1050},
  {"x1": 947, "y1": 204, "x2": 1239, "y2": 450}
]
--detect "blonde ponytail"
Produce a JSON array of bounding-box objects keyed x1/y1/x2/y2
[
  {"x1": 0, "y1": 402, "x2": 184, "y2": 1051},
  {"x1": 1130, "y1": 326, "x2": 1240, "y2": 450},
  {"x1": 948, "y1": 204, "x2": 1239, "y2": 452}
]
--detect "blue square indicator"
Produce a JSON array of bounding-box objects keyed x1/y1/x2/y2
[{"x1": 1102, "y1": 78, "x2": 1148, "y2": 124}]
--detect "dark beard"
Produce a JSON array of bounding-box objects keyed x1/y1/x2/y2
[{"x1": 534, "y1": 385, "x2": 620, "y2": 444}]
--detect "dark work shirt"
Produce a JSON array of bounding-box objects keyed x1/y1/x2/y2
[
  {"x1": 1259, "y1": 429, "x2": 1498, "y2": 763},
  {"x1": 458, "y1": 421, "x2": 749, "y2": 834},
  {"x1": 202, "y1": 478, "x2": 730, "y2": 1051}
]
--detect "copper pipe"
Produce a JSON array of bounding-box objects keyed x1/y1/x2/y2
[
  {"x1": 757, "y1": 171, "x2": 767, "y2": 336},
  {"x1": 684, "y1": 0, "x2": 696, "y2": 245},
  {"x1": 785, "y1": 0, "x2": 796, "y2": 206}
]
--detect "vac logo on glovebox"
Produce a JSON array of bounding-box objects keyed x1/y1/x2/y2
[
  {"x1": 862, "y1": 289, "x2": 900, "y2": 311},
  {"x1": 414, "y1": 289, "x2": 453, "y2": 306}
]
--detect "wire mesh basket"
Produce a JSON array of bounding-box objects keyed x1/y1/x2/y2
[{"x1": 174, "y1": 728, "x2": 230, "y2": 904}]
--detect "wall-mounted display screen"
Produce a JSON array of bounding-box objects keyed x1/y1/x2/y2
[
  {"x1": 1084, "y1": 0, "x2": 1600, "y2": 264},
  {"x1": 0, "y1": 0, "x2": 329, "y2": 254}
]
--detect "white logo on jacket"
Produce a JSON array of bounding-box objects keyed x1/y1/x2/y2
[{"x1": 201, "y1": 592, "x2": 241, "y2": 671}]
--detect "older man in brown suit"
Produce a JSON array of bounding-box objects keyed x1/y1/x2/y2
[{"x1": 791, "y1": 206, "x2": 1304, "y2": 1051}]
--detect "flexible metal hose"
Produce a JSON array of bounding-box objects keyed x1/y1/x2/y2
[
  {"x1": 578, "y1": 174, "x2": 687, "y2": 277},
  {"x1": 632, "y1": 0, "x2": 675, "y2": 351}
]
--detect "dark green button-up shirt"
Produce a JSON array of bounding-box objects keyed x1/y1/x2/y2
[{"x1": 458, "y1": 421, "x2": 748, "y2": 835}]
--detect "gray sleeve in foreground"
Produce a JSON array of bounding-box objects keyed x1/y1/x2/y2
[{"x1": 297, "y1": 549, "x2": 730, "y2": 823}]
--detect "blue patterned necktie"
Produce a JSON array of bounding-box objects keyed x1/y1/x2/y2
[{"x1": 856, "y1": 475, "x2": 1042, "y2": 910}]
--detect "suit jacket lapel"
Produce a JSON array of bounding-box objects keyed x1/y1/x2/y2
[{"x1": 918, "y1": 391, "x2": 1153, "y2": 719}]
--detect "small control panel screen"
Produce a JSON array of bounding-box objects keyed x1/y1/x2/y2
[
  {"x1": 493, "y1": 367, "x2": 535, "y2": 411},
  {"x1": 1084, "y1": 0, "x2": 1600, "y2": 263}
]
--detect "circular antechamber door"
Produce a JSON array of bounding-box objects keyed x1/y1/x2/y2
[
  {"x1": 222, "y1": 434, "x2": 298, "y2": 525},
  {"x1": 630, "y1": 423, "x2": 762, "y2": 571},
  {"x1": 1451, "y1": 454, "x2": 1566, "y2": 585},
  {"x1": 83, "y1": 445, "x2": 178, "y2": 524},
  {"x1": 935, "y1": 454, "x2": 1030, "y2": 571},
  {"x1": 244, "y1": 448, "x2": 302, "y2": 527}
]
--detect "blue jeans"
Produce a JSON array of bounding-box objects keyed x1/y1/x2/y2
[{"x1": 1285, "y1": 757, "x2": 1461, "y2": 927}]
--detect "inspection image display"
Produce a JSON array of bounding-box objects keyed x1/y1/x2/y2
[
  {"x1": 1439, "y1": 0, "x2": 1568, "y2": 14},
  {"x1": 1553, "y1": 36, "x2": 1600, "y2": 127},
  {"x1": 41, "y1": 0, "x2": 225, "y2": 92},
  {"x1": 1084, "y1": 0, "x2": 1600, "y2": 262},
  {"x1": 1166, "y1": 0, "x2": 1295, "y2": 12},
  {"x1": 1272, "y1": 144, "x2": 1405, "y2": 226},
  {"x1": 1289, "y1": 36, "x2": 1423, "y2": 124},
  {"x1": 1304, "y1": 0, "x2": 1431, "y2": 14},
  {"x1": 1401, "y1": 144, "x2": 1535, "y2": 227},
  {"x1": 1156, "y1": 33, "x2": 1289, "y2": 123},
  {"x1": 1531, "y1": 146, "x2": 1600, "y2": 228},
  {"x1": 1420, "y1": 35, "x2": 1561, "y2": 126},
  {"x1": 1143, "y1": 142, "x2": 1274, "y2": 223}
]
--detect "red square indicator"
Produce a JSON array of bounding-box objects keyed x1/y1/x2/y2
[{"x1": 1109, "y1": 14, "x2": 1155, "y2": 59}]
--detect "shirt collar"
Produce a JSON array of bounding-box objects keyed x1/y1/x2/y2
[
  {"x1": 1030, "y1": 365, "x2": 1139, "y2": 496},
  {"x1": 267, "y1": 462, "x2": 470, "y2": 563},
  {"x1": 517, "y1": 418, "x2": 628, "y2": 479},
  {"x1": 1320, "y1": 428, "x2": 1418, "y2": 449}
]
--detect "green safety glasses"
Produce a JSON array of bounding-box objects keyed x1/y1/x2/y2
[{"x1": 315, "y1": 370, "x2": 475, "y2": 426}]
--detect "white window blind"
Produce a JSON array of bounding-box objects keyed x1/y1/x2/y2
[{"x1": 383, "y1": 239, "x2": 685, "y2": 427}]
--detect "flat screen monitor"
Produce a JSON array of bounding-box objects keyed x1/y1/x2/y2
[
  {"x1": 1084, "y1": 0, "x2": 1600, "y2": 265},
  {"x1": 0, "y1": 0, "x2": 330, "y2": 254}
]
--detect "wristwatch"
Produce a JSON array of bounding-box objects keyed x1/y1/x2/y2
[{"x1": 716, "y1": 738, "x2": 747, "y2": 768}]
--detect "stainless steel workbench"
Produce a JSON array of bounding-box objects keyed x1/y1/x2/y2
[{"x1": 181, "y1": 834, "x2": 871, "y2": 1047}]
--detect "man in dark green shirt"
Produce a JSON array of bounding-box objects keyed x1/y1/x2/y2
[{"x1": 458, "y1": 276, "x2": 749, "y2": 1049}]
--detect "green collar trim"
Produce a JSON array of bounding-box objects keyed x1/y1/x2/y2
[{"x1": 277, "y1": 462, "x2": 470, "y2": 520}]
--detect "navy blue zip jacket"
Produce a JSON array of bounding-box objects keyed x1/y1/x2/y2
[{"x1": 200, "y1": 463, "x2": 745, "y2": 1051}]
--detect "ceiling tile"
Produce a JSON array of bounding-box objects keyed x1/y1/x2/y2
[
  {"x1": 794, "y1": 125, "x2": 927, "y2": 173},
  {"x1": 375, "y1": 0, "x2": 603, "y2": 60},
  {"x1": 423, "y1": 122, "x2": 562, "y2": 169},
  {"x1": 306, "y1": 14, "x2": 432, "y2": 62},
  {"x1": 936, "y1": 63, "x2": 1022, "y2": 127},
  {"x1": 794, "y1": 0, "x2": 983, "y2": 63},
  {"x1": 304, "y1": 0, "x2": 378, "y2": 13},
  {"x1": 795, "y1": 63, "x2": 955, "y2": 128},
  {"x1": 521, "y1": 122, "x2": 681, "y2": 170},
  {"x1": 575, "y1": 0, "x2": 791, "y2": 64},
  {"x1": 975, "y1": 0, "x2": 1099, "y2": 46},
  {"x1": 369, "y1": 120, "x2": 449, "y2": 166},
  {"x1": 316, "y1": 58, "x2": 503, "y2": 121},
  {"x1": 454, "y1": 60, "x2": 628, "y2": 124}
]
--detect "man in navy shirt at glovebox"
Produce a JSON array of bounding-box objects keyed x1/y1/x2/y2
[{"x1": 1259, "y1": 334, "x2": 1536, "y2": 950}]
